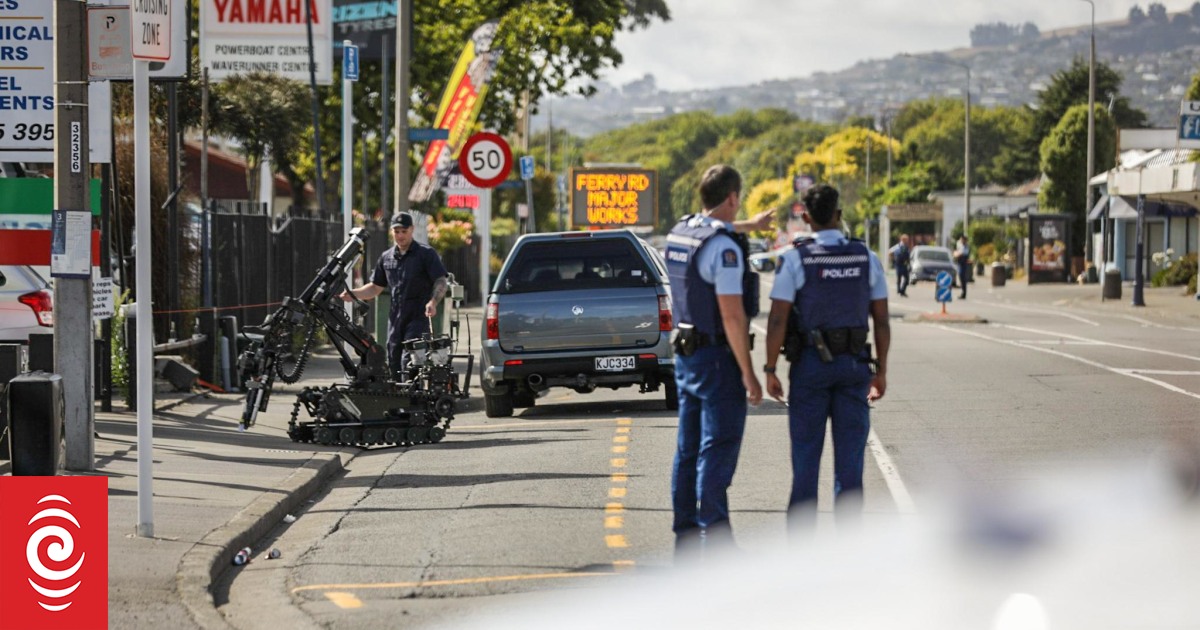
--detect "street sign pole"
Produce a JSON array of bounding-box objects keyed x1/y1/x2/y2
[
  {"x1": 520, "y1": 155, "x2": 535, "y2": 234},
  {"x1": 53, "y1": 0, "x2": 95, "y2": 472},
  {"x1": 131, "y1": 0, "x2": 172, "y2": 539},
  {"x1": 342, "y1": 41, "x2": 359, "y2": 320}
]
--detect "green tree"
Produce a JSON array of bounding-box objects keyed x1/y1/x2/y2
[
  {"x1": 1038, "y1": 104, "x2": 1117, "y2": 257},
  {"x1": 210, "y1": 73, "x2": 311, "y2": 209},
  {"x1": 1188, "y1": 70, "x2": 1200, "y2": 99},
  {"x1": 791, "y1": 127, "x2": 900, "y2": 234},
  {"x1": 1032, "y1": 57, "x2": 1146, "y2": 144}
]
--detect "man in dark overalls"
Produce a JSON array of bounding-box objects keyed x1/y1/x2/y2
[
  {"x1": 762, "y1": 184, "x2": 891, "y2": 530},
  {"x1": 665, "y1": 164, "x2": 762, "y2": 557},
  {"x1": 341, "y1": 212, "x2": 448, "y2": 377}
]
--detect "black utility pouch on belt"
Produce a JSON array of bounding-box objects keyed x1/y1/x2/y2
[{"x1": 673, "y1": 324, "x2": 698, "y2": 357}]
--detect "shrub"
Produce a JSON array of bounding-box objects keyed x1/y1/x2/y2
[
  {"x1": 428, "y1": 219, "x2": 474, "y2": 254},
  {"x1": 1151, "y1": 251, "x2": 1197, "y2": 288}
]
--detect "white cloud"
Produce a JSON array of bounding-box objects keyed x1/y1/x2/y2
[{"x1": 602, "y1": 0, "x2": 1199, "y2": 91}]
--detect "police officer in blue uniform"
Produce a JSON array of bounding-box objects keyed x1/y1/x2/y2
[
  {"x1": 665, "y1": 164, "x2": 763, "y2": 555},
  {"x1": 341, "y1": 212, "x2": 449, "y2": 377},
  {"x1": 762, "y1": 184, "x2": 890, "y2": 529}
]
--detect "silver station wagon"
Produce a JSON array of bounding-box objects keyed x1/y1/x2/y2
[{"x1": 480, "y1": 230, "x2": 676, "y2": 417}]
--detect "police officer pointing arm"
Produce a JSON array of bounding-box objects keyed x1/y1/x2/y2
[
  {"x1": 665, "y1": 164, "x2": 762, "y2": 557},
  {"x1": 762, "y1": 184, "x2": 890, "y2": 530},
  {"x1": 340, "y1": 212, "x2": 449, "y2": 377}
]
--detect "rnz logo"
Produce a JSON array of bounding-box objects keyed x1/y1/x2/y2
[{"x1": 0, "y1": 477, "x2": 108, "y2": 630}]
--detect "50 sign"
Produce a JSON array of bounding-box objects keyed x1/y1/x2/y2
[
  {"x1": 458, "y1": 132, "x2": 512, "y2": 189},
  {"x1": 0, "y1": 123, "x2": 55, "y2": 142}
]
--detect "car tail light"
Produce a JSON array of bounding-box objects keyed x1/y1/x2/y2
[
  {"x1": 486, "y1": 303, "x2": 499, "y2": 340},
  {"x1": 18, "y1": 290, "x2": 53, "y2": 327},
  {"x1": 658, "y1": 295, "x2": 672, "y2": 331}
]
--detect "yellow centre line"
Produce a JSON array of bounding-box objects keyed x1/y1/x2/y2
[
  {"x1": 294, "y1": 572, "x2": 614, "y2": 595},
  {"x1": 324, "y1": 592, "x2": 363, "y2": 609},
  {"x1": 611, "y1": 445, "x2": 627, "y2": 454},
  {"x1": 605, "y1": 516, "x2": 624, "y2": 529},
  {"x1": 605, "y1": 503, "x2": 624, "y2": 514},
  {"x1": 608, "y1": 487, "x2": 627, "y2": 498},
  {"x1": 616, "y1": 427, "x2": 630, "y2": 434},
  {"x1": 613, "y1": 434, "x2": 629, "y2": 443},
  {"x1": 617, "y1": 418, "x2": 632, "y2": 425},
  {"x1": 454, "y1": 418, "x2": 623, "y2": 431},
  {"x1": 610, "y1": 458, "x2": 626, "y2": 468},
  {"x1": 605, "y1": 535, "x2": 628, "y2": 548},
  {"x1": 611, "y1": 473, "x2": 627, "y2": 483}
]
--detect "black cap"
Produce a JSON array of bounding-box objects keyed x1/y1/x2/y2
[{"x1": 389, "y1": 212, "x2": 414, "y2": 228}]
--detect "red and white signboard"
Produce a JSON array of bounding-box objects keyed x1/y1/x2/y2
[
  {"x1": 131, "y1": 0, "x2": 172, "y2": 61},
  {"x1": 458, "y1": 132, "x2": 512, "y2": 189},
  {"x1": 200, "y1": 0, "x2": 334, "y2": 84}
]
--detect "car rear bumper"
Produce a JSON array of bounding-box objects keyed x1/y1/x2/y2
[{"x1": 482, "y1": 351, "x2": 673, "y2": 393}]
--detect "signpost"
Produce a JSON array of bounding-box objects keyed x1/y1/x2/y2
[
  {"x1": 519, "y1": 155, "x2": 535, "y2": 234},
  {"x1": 341, "y1": 41, "x2": 358, "y2": 320},
  {"x1": 1180, "y1": 101, "x2": 1200, "y2": 143},
  {"x1": 458, "y1": 132, "x2": 513, "y2": 189},
  {"x1": 936, "y1": 271, "x2": 953, "y2": 314},
  {"x1": 131, "y1": 0, "x2": 173, "y2": 538}
]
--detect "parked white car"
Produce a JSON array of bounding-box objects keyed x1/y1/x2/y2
[{"x1": 0, "y1": 265, "x2": 54, "y2": 343}]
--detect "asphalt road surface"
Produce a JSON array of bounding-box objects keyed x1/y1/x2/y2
[{"x1": 218, "y1": 278, "x2": 1200, "y2": 629}]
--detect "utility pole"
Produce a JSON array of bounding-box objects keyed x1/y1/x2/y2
[
  {"x1": 53, "y1": 0, "x2": 94, "y2": 471},
  {"x1": 394, "y1": 0, "x2": 412, "y2": 216},
  {"x1": 381, "y1": 33, "x2": 390, "y2": 216},
  {"x1": 305, "y1": 0, "x2": 326, "y2": 213},
  {"x1": 1082, "y1": 0, "x2": 1097, "y2": 275}
]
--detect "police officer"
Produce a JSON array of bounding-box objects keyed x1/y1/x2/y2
[
  {"x1": 762, "y1": 184, "x2": 890, "y2": 529},
  {"x1": 665, "y1": 164, "x2": 763, "y2": 555},
  {"x1": 341, "y1": 212, "x2": 449, "y2": 376}
]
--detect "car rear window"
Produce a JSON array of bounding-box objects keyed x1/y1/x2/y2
[
  {"x1": 917, "y1": 249, "x2": 952, "y2": 263},
  {"x1": 498, "y1": 238, "x2": 656, "y2": 294}
]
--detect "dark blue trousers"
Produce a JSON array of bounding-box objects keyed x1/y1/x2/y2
[
  {"x1": 387, "y1": 315, "x2": 431, "y2": 376},
  {"x1": 671, "y1": 345, "x2": 747, "y2": 538},
  {"x1": 786, "y1": 348, "x2": 872, "y2": 526}
]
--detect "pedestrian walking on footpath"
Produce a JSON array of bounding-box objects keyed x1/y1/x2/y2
[
  {"x1": 665, "y1": 164, "x2": 763, "y2": 557},
  {"x1": 762, "y1": 183, "x2": 890, "y2": 531}
]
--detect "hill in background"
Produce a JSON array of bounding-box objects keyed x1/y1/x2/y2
[{"x1": 542, "y1": 4, "x2": 1200, "y2": 137}]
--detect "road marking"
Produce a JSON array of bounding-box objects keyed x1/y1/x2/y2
[
  {"x1": 605, "y1": 535, "x2": 628, "y2": 548},
  {"x1": 612, "y1": 445, "x2": 628, "y2": 454},
  {"x1": 610, "y1": 458, "x2": 627, "y2": 467},
  {"x1": 1114, "y1": 315, "x2": 1200, "y2": 332},
  {"x1": 867, "y1": 429, "x2": 916, "y2": 514},
  {"x1": 614, "y1": 435, "x2": 629, "y2": 443},
  {"x1": 751, "y1": 322, "x2": 768, "y2": 336},
  {"x1": 617, "y1": 418, "x2": 632, "y2": 426},
  {"x1": 1127, "y1": 369, "x2": 1200, "y2": 376},
  {"x1": 616, "y1": 427, "x2": 630, "y2": 434},
  {"x1": 975, "y1": 300, "x2": 1102, "y2": 326},
  {"x1": 605, "y1": 503, "x2": 624, "y2": 514},
  {"x1": 612, "y1": 560, "x2": 636, "y2": 572},
  {"x1": 611, "y1": 473, "x2": 628, "y2": 482},
  {"x1": 605, "y1": 516, "x2": 624, "y2": 529},
  {"x1": 937, "y1": 325, "x2": 1200, "y2": 402},
  {"x1": 997, "y1": 324, "x2": 1200, "y2": 363},
  {"x1": 324, "y1": 592, "x2": 363, "y2": 609},
  {"x1": 294, "y1": 572, "x2": 614, "y2": 595},
  {"x1": 609, "y1": 487, "x2": 627, "y2": 498}
]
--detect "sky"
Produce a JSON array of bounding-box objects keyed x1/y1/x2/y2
[{"x1": 600, "y1": 0, "x2": 1200, "y2": 91}]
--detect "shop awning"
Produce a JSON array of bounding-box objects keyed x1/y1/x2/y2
[{"x1": 1088, "y1": 195, "x2": 1198, "y2": 221}]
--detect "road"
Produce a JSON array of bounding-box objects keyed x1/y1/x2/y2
[{"x1": 217, "y1": 278, "x2": 1200, "y2": 629}]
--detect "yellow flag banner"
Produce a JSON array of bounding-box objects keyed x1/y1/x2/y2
[{"x1": 409, "y1": 21, "x2": 501, "y2": 202}]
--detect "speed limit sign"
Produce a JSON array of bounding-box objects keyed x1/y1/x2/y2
[{"x1": 458, "y1": 132, "x2": 513, "y2": 188}]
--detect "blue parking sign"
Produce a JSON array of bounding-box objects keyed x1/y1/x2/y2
[
  {"x1": 343, "y1": 43, "x2": 360, "y2": 81},
  {"x1": 519, "y1": 155, "x2": 535, "y2": 180},
  {"x1": 936, "y1": 270, "x2": 953, "y2": 288},
  {"x1": 936, "y1": 286, "x2": 952, "y2": 303}
]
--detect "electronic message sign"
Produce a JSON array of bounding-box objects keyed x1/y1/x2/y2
[{"x1": 570, "y1": 168, "x2": 657, "y2": 228}]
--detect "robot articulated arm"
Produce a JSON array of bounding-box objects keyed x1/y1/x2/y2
[{"x1": 239, "y1": 227, "x2": 387, "y2": 429}]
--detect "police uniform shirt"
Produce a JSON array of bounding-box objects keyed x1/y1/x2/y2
[
  {"x1": 370, "y1": 241, "x2": 448, "y2": 313},
  {"x1": 689, "y1": 215, "x2": 744, "y2": 296},
  {"x1": 769, "y1": 229, "x2": 888, "y2": 302}
]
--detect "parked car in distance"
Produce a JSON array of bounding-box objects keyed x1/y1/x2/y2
[
  {"x1": 909, "y1": 246, "x2": 960, "y2": 286},
  {"x1": 481, "y1": 230, "x2": 675, "y2": 418},
  {"x1": 0, "y1": 265, "x2": 54, "y2": 343}
]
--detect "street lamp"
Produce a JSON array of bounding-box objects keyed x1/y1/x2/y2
[
  {"x1": 904, "y1": 53, "x2": 971, "y2": 239},
  {"x1": 1081, "y1": 0, "x2": 1097, "y2": 278}
]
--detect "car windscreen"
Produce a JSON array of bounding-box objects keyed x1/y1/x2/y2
[
  {"x1": 498, "y1": 238, "x2": 655, "y2": 294},
  {"x1": 917, "y1": 249, "x2": 952, "y2": 263}
]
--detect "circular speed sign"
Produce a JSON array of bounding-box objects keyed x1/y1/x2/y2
[{"x1": 458, "y1": 132, "x2": 513, "y2": 188}]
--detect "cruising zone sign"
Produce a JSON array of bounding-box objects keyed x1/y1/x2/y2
[{"x1": 458, "y1": 132, "x2": 512, "y2": 189}]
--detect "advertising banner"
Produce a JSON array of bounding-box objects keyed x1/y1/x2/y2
[
  {"x1": 1028, "y1": 214, "x2": 1071, "y2": 284},
  {"x1": 408, "y1": 21, "x2": 502, "y2": 203},
  {"x1": 333, "y1": 0, "x2": 394, "y2": 58},
  {"x1": 0, "y1": 1, "x2": 55, "y2": 157},
  {"x1": 570, "y1": 168, "x2": 658, "y2": 229},
  {"x1": 201, "y1": 0, "x2": 334, "y2": 84}
]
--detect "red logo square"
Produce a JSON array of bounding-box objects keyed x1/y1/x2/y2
[{"x1": 0, "y1": 476, "x2": 108, "y2": 630}]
